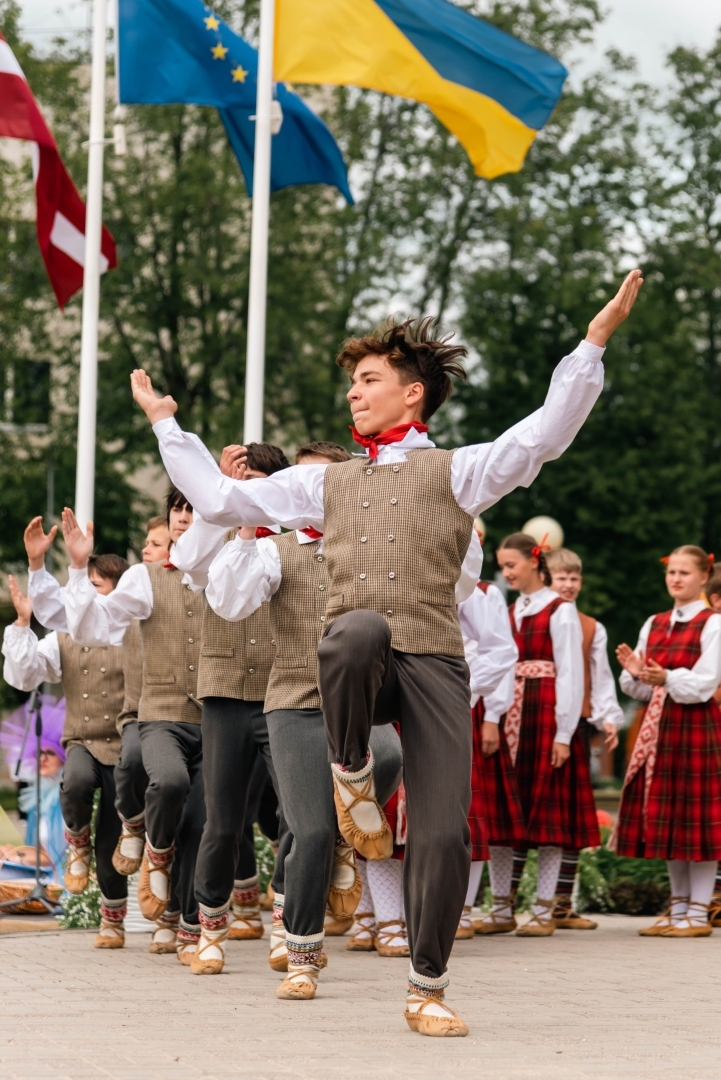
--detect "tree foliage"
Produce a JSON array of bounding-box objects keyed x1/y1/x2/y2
[{"x1": 0, "y1": 0, "x2": 719, "y2": 657}]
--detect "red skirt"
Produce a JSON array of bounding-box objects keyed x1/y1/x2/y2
[
  {"x1": 513, "y1": 677, "x2": 600, "y2": 849},
  {"x1": 616, "y1": 698, "x2": 721, "y2": 861},
  {"x1": 382, "y1": 788, "x2": 405, "y2": 862},
  {"x1": 471, "y1": 702, "x2": 525, "y2": 849}
]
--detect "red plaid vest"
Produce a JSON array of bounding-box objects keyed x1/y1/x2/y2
[
  {"x1": 509, "y1": 595, "x2": 565, "y2": 661},
  {"x1": 646, "y1": 608, "x2": 713, "y2": 669}
]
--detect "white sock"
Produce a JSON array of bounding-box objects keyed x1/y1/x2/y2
[
  {"x1": 367, "y1": 859, "x2": 404, "y2": 923},
  {"x1": 489, "y1": 847, "x2": 513, "y2": 913},
  {"x1": 688, "y1": 861, "x2": 717, "y2": 924},
  {"x1": 465, "y1": 861, "x2": 484, "y2": 907},
  {"x1": 535, "y1": 847, "x2": 563, "y2": 911},
  {"x1": 667, "y1": 860, "x2": 690, "y2": 923}
]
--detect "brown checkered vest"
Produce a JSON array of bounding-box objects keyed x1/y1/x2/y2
[
  {"x1": 57, "y1": 633, "x2": 123, "y2": 766},
  {"x1": 322, "y1": 449, "x2": 473, "y2": 656},
  {"x1": 116, "y1": 620, "x2": 142, "y2": 733},
  {"x1": 197, "y1": 602, "x2": 275, "y2": 702},
  {"x1": 264, "y1": 532, "x2": 327, "y2": 712},
  {"x1": 138, "y1": 562, "x2": 205, "y2": 724}
]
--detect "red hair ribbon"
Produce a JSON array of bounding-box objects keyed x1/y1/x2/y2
[
  {"x1": 349, "y1": 421, "x2": 429, "y2": 461},
  {"x1": 659, "y1": 555, "x2": 670, "y2": 565},
  {"x1": 255, "y1": 527, "x2": 275, "y2": 539},
  {"x1": 300, "y1": 526, "x2": 323, "y2": 541},
  {"x1": 531, "y1": 533, "x2": 551, "y2": 558},
  {"x1": 709, "y1": 553, "x2": 715, "y2": 564}
]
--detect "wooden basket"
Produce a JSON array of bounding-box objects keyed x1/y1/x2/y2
[{"x1": 0, "y1": 880, "x2": 63, "y2": 915}]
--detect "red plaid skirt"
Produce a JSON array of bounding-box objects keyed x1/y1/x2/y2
[
  {"x1": 616, "y1": 698, "x2": 721, "y2": 860},
  {"x1": 513, "y1": 676, "x2": 600, "y2": 849},
  {"x1": 382, "y1": 789, "x2": 405, "y2": 861},
  {"x1": 470, "y1": 701, "x2": 524, "y2": 848}
]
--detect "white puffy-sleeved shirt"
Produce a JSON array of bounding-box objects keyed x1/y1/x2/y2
[
  {"x1": 28, "y1": 566, "x2": 70, "y2": 632},
  {"x1": 151, "y1": 342, "x2": 605, "y2": 534},
  {"x1": 3, "y1": 624, "x2": 62, "y2": 689},
  {"x1": 512, "y1": 587, "x2": 584, "y2": 746},
  {"x1": 619, "y1": 601, "x2": 721, "y2": 705},
  {"x1": 457, "y1": 583, "x2": 518, "y2": 714}
]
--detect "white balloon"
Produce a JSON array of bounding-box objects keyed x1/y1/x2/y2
[
  {"x1": 473, "y1": 515, "x2": 485, "y2": 542},
  {"x1": 522, "y1": 516, "x2": 564, "y2": 550}
]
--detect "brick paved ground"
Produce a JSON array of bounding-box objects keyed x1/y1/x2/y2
[{"x1": 1, "y1": 914, "x2": 720, "y2": 1080}]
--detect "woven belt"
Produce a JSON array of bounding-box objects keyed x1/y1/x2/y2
[{"x1": 505, "y1": 661, "x2": 557, "y2": 766}]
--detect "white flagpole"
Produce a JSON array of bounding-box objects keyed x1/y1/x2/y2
[
  {"x1": 243, "y1": 0, "x2": 276, "y2": 444},
  {"x1": 74, "y1": 0, "x2": 108, "y2": 527}
]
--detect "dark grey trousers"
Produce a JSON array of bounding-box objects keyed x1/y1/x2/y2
[
  {"x1": 60, "y1": 745, "x2": 126, "y2": 901},
  {"x1": 194, "y1": 697, "x2": 286, "y2": 911},
  {"x1": 235, "y1": 754, "x2": 281, "y2": 879},
  {"x1": 114, "y1": 721, "x2": 148, "y2": 823},
  {"x1": 266, "y1": 708, "x2": 402, "y2": 938},
  {"x1": 138, "y1": 722, "x2": 205, "y2": 926},
  {"x1": 317, "y1": 610, "x2": 472, "y2": 981}
]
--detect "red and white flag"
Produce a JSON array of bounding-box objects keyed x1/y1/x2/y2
[{"x1": 0, "y1": 33, "x2": 117, "y2": 309}]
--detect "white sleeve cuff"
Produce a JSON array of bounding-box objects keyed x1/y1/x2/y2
[
  {"x1": 483, "y1": 710, "x2": 501, "y2": 725},
  {"x1": 554, "y1": 731, "x2": 572, "y2": 746},
  {"x1": 152, "y1": 416, "x2": 179, "y2": 436},
  {"x1": 67, "y1": 566, "x2": 90, "y2": 581},
  {"x1": 576, "y1": 340, "x2": 606, "y2": 363}
]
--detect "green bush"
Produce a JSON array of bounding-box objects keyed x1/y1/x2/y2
[
  {"x1": 254, "y1": 826, "x2": 275, "y2": 896},
  {"x1": 57, "y1": 790, "x2": 101, "y2": 929}
]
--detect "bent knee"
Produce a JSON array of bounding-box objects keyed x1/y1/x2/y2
[{"x1": 319, "y1": 610, "x2": 391, "y2": 656}]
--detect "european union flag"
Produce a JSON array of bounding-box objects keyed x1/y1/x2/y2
[{"x1": 117, "y1": 0, "x2": 353, "y2": 203}]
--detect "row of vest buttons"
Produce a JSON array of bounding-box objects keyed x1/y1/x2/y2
[
  {"x1": 365, "y1": 466, "x2": 401, "y2": 474},
  {"x1": 82, "y1": 667, "x2": 108, "y2": 673},
  {"x1": 362, "y1": 499, "x2": 398, "y2": 506},
  {"x1": 85, "y1": 738, "x2": 112, "y2": 743},
  {"x1": 83, "y1": 716, "x2": 111, "y2": 721},
  {"x1": 360, "y1": 536, "x2": 395, "y2": 542},
  {"x1": 82, "y1": 692, "x2": 109, "y2": 698},
  {"x1": 82, "y1": 646, "x2": 108, "y2": 651},
  {"x1": 359, "y1": 573, "x2": 396, "y2": 580}
]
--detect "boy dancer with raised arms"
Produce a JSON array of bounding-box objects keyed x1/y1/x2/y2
[{"x1": 130, "y1": 271, "x2": 642, "y2": 1036}]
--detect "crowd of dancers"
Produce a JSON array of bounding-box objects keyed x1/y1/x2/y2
[{"x1": 4, "y1": 268, "x2": 721, "y2": 1039}]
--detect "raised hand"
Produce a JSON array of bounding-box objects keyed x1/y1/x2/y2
[
  {"x1": 219, "y1": 444, "x2": 248, "y2": 481},
  {"x1": 616, "y1": 643, "x2": 644, "y2": 678},
  {"x1": 586, "y1": 269, "x2": 644, "y2": 347},
  {"x1": 24, "y1": 516, "x2": 58, "y2": 571},
  {"x1": 130, "y1": 369, "x2": 178, "y2": 425},
  {"x1": 8, "y1": 575, "x2": 32, "y2": 627},
  {"x1": 61, "y1": 508, "x2": 94, "y2": 569}
]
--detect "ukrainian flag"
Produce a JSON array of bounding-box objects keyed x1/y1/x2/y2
[{"x1": 275, "y1": 0, "x2": 568, "y2": 179}]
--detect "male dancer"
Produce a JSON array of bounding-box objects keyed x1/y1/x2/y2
[
  {"x1": 3, "y1": 552, "x2": 130, "y2": 948},
  {"x1": 170, "y1": 441, "x2": 289, "y2": 971},
  {"x1": 545, "y1": 546, "x2": 624, "y2": 928},
  {"x1": 204, "y1": 441, "x2": 403, "y2": 993},
  {"x1": 130, "y1": 270, "x2": 642, "y2": 1035},
  {"x1": 60, "y1": 489, "x2": 207, "y2": 964}
]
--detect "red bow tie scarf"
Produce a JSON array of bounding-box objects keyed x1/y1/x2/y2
[
  {"x1": 300, "y1": 527, "x2": 323, "y2": 541},
  {"x1": 349, "y1": 422, "x2": 429, "y2": 461}
]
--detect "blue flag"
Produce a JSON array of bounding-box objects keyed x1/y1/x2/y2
[{"x1": 117, "y1": 0, "x2": 353, "y2": 203}]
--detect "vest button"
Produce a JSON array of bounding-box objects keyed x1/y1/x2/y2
[
  {"x1": 390, "y1": 498, "x2": 398, "y2": 505},
  {"x1": 187, "y1": 611, "x2": 193, "y2": 616},
  {"x1": 359, "y1": 573, "x2": 366, "y2": 580},
  {"x1": 316, "y1": 555, "x2": 323, "y2": 563},
  {"x1": 271, "y1": 639, "x2": 276, "y2": 645},
  {"x1": 189, "y1": 665, "x2": 195, "y2": 671},
  {"x1": 392, "y1": 465, "x2": 400, "y2": 472},
  {"x1": 83, "y1": 647, "x2": 89, "y2": 652},
  {"x1": 106, "y1": 738, "x2": 110, "y2": 742},
  {"x1": 86, "y1": 739, "x2": 92, "y2": 744},
  {"x1": 388, "y1": 572, "x2": 396, "y2": 579},
  {"x1": 188, "y1": 638, "x2": 194, "y2": 643},
  {"x1": 248, "y1": 667, "x2": 255, "y2": 674},
  {"x1": 360, "y1": 537, "x2": 367, "y2": 543},
  {"x1": 387, "y1": 610, "x2": 393, "y2": 616},
  {"x1": 186, "y1": 584, "x2": 192, "y2": 590},
  {"x1": 320, "y1": 615, "x2": 326, "y2": 622},
  {"x1": 84, "y1": 716, "x2": 89, "y2": 722},
  {"x1": 102, "y1": 692, "x2": 107, "y2": 698},
  {"x1": 100, "y1": 667, "x2": 106, "y2": 673},
  {"x1": 319, "y1": 585, "x2": 325, "y2": 591},
  {"x1": 366, "y1": 468, "x2": 373, "y2": 475},
  {"x1": 388, "y1": 535, "x2": 395, "y2": 542},
  {"x1": 83, "y1": 670, "x2": 88, "y2": 675},
  {"x1": 362, "y1": 501, "x2": 370, "y2": 508},
  {"x1": 82, "y1": 693, "x2": 89, "y2": 699},
  {"x1": 104, "y1": 715, "x2": 109, "y2": 721},
  {"x1": 250, "y1": 638, "x2": 256, "y2": 644}
]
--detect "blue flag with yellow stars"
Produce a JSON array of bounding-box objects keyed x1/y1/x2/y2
[{"x1": 117, "y1": 0, "x2": 353, "y2": 202}]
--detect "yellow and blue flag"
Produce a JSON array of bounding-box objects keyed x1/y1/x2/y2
[
  {"x1": 118, "y1": 0, "x2": 352, "y2": 201},
  {"x1": 275, "y1": 0, "x2": 567, "y2": 179}
]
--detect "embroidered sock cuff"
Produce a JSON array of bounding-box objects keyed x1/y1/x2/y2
[
  {"x1": 408, "y1": 964, "x2": 449, "y2": 997},
  {"x1": 331, "y1": 747, "x2": 374, "y2": 783}
]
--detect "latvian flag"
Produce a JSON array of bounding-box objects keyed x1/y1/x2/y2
[{"x1": 0, "y1": 33, "x2": 117, "y2": 309}]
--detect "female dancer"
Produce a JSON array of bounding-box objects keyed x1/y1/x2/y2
[
  {"x1": 615, "y1": 546, "x2": 721, "y2": 936},
  {"x1": 476, "y1": 533, "x2": 598, "y2": 936}
]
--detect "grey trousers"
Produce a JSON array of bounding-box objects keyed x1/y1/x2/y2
[
  {"x1": 194, "y1": 697, "x2": 285, "y2": 911},
  {"x1": 60, "y1": 745, "x2": 126, "y2": 901},
  {"x1": 138, "y1": 722, "x2": 205, "y2": 927},
  {"x1": 114, "y1": 721, "x2": 148, "y2": 823},
  {"x1": 317, "y1": 610, "x2": 472, "y2": 981},
  {"x1": 266, "y1": 708, "x2": 402, "y2": 939}
]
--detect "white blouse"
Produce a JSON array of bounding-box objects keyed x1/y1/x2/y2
[
  {"x1": 512, "y1": 587, "x2": 584, "y2": 745},
  {"x1": 619, "y1": 601, "x2": 721, "y2": 704},
  {"x1": 457, "y1": 583, "x2": 518, "y2": 714},
  {"x1": 151, "y1": 343, "x2": 604, "y2": 534},
  {"x1": 584, "y1": 616, "x2": 625, "y2": 731},
  {"x1": 2, "y1": 625, "x2": 62, "y2": 690},
  {"x1": 27, "y1": 566, "x2": 69, "y2": 633}
]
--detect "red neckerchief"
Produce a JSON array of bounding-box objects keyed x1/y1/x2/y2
[
  {"x1": 255, "y1": 527, "x2": 275, "y2": 539},
  {"x1": 300, "y1": 526, "x2": 323, "y2": 541},
  {"x1": 349, "y1": 421, "x2": 429, "y2": 461},
  {"x1": 163, "y1": 561, "x2": 176, "y2": 569}
]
